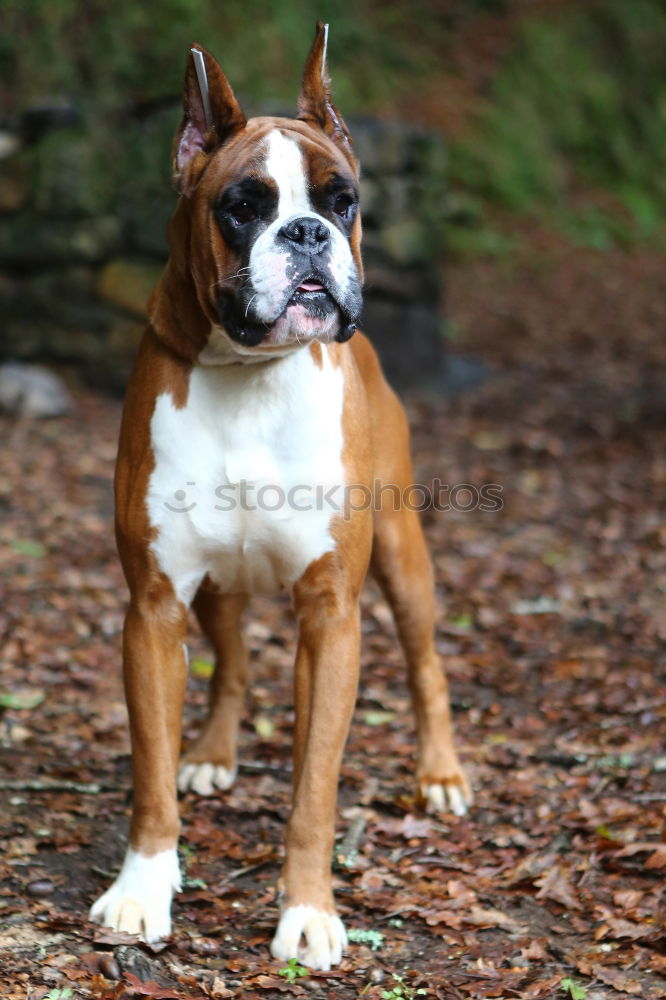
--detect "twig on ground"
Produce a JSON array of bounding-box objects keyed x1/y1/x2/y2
[{"x1": 0, "y1": 779, "x2": 102, "y2": 794}]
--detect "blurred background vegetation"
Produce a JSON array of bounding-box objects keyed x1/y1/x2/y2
[{"x1": 2, "y1": 0, "x2": 665, "y2": 257}]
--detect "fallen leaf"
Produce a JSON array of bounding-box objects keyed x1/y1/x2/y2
[
  {"x1": 534, "y1": 866, "x2": 582, "y2": 910},
  {"x1": 252, "y1": 974, "x2": 306, "y2": 993},
  {"x1": 0, "y1": 688, "x2": 46, "y2": 710},
  {"x1": 124, "y1": 971, "x2": 183, "y2": 998},
  {"x1": 616, "y1": 842, "x2": 666, "y2": 870},
  {"x1": 613, "y1": 889, "x2": 644, "y2": 911},
  {"x1": 521, "y1": 939, "x2": 548, "y2": 960},
  {"x1": 210, "y1": 978, "x2": 234, "y2": 999},
  {"x1": 592, "y1": 965, "x2": 642, "y2": 995},
  {"x1": 190, "y1": 658, "x2": 213, "y2": 678},
  {"x1": 398, "y1": 815, "x2": 432, "y2": 839},
  {"x1": 363, "y1": 710, "x2": 396, "y2": 726},
  {"x1": 254, "y1": 715, "x2": 275, "y2": 738},
  {"x1": 599, "y1": 916, "x2": 660, "y2": 941},
  {"x1": 464, "y1": 905, "x2": 520, "y2": 930},
  {"x1": 10, "y1": 538, "x2": 47, "y2": 558}
]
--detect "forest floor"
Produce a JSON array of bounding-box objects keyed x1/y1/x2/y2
[{"x1": 0, "y1": 240, "x2": 665, "y2": 999}]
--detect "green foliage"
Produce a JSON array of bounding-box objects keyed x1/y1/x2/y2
[
  {"x1": 449, "y1": 0, "x2": 666, "y2": 252},
  {"x1": 561, "y1": 978, "x2": 587, "y2": 1000},
  {"x1": 10, "y1": 538, "x2": 47, "y2": 557},
  {"x1": 0, "y1": 0, "x2": 447, "y2": 114},
  {"x1": 3, "y1": 0, "x2": 664, "y2": 258},
  {"x1": 0, "y1": 688, "x2": 46, "y2": 709},
  {"x1": 348, "y1": 926, "x2": 385, "y2": 951},
  {"x1": 381, "y1": 973, "x2": 427, "y2": 1000},
  {"x1": 278, "y1": 957, "x2": 308, "y2": 983}
]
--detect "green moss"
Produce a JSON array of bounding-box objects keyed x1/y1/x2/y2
[
  {"x1": 448, "y1": 0, "x2": 666, "y2": 253},
  {"x1": 1, "y1": 0, "x2": 449, "y2": 114}
]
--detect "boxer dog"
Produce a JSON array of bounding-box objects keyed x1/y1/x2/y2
[{"x1": 90, "y1": 22, "x2": 471, "y2": 970}]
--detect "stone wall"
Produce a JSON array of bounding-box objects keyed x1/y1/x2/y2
[{"x1": 0, "y1": 101, "x2": 446, "y2": 390}]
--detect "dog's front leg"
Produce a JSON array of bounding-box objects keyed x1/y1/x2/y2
[
  {"x1": 270, "y1": 571, "x2": 361, "y2": 971},
  {"x1": 90, "y1": 592, "x2": 188, "y2": 942}
]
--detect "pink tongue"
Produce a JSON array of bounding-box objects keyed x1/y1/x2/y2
[{"x1": 299, "y1": 281, "x2": 324, "y2": 292}]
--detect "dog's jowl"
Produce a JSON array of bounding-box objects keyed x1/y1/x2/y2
[{"x1": 90, "y1": 22, "x2": 471, "y2": 971}]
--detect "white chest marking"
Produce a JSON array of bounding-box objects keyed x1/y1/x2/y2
[{"x1": 147, "y1": 348, "x2": 345, "y2": 604}]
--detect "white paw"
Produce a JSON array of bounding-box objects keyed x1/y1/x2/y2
[
  {"x1": 177, "y1": 761, "x2": 236, "y2": 795},
  {"x1": 270, "y1": 904, "x2": 347, "y2": 971},
  {"x1": 421, "y1": 781, "x2": 471, "y2": 816},
  {"x1": 89, "y1": 846, "x2": 180, "y2": 943}
]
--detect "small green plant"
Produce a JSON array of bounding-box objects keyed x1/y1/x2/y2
[
  {"x1": 45, "y1": 990, "x2": 73, "y2": 1000},
  {"x1": 561, "y1": 979, "x2": 587, "y2": 1000},
  {"x1": 278, "y1": 957, "x2": 308, "y2": 983},
  {"x1": 348, "y1": 926, "x2": 385, "y2": 951},
  {"x1": 382, "y1": 973, "x2": 427, "y2": 1000}
]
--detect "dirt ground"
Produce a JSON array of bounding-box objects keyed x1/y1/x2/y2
[{"x1": 0, "y1": 242, "x2": 664, "y2": 999}]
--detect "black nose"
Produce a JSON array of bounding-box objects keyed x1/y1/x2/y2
[{"x1": 279, "y1": 216, "x2": 330, "y2": 253}]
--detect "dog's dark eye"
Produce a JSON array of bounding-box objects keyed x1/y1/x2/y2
[
  {"x1": 228, "y1": 200, "x2": 257, "y2": 225},
  {"x1": 333, "y1": 193, "x2": 355, "y2": 220}
]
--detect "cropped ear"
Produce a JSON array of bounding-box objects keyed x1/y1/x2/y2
[
  {"x1": 172, "y1": 44, "x2": 247, "y2": 194},
  {"x1": 297, "y1": 21, "x2": 353, "y2": 152}
]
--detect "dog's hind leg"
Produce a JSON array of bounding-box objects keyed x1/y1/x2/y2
[
  {"x1": 359, "y1": 353, "x2": 472, "y2": 816},
  {"x1": 348, "y1": 332, "x2": 471, "y2": 815},
  {"x1": 177, "y1": 588, "x2": 248, "y2": 796},
  {"x1": 371, "y1": 500, "x2": 472, "y2": 815}
]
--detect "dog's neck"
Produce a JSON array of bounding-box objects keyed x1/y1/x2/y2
[{"x1": 148, "y1": 199, "x2": 212, "y2": 364}]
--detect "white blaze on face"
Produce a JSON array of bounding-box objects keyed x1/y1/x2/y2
[
  {"x1": 264, "y1": 129, "x2": 311, "y2": 216},
  {"x1": 249, "y1": 128, "x2": 355, "y2": 328}
]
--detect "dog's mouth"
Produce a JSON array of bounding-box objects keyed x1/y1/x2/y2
[
  {"x1": 217, "y1": 271, "x2": 358, "y2": 351},
  {"x1": 286, "y1": 277, "x2": 336, "y2": 316},
  {"x1": 296, "y1": 280, "x2": 325, "y2": 293}
]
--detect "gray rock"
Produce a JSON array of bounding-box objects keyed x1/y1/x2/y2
[
  {"x1": 0, "y1": 362, "x2": 73, "y2": 417},
  {"x1": 348, "y1": 117, "x2": 412, "y2": 176},
  {"x1": 0, "y1": 214, "x2": 123, "y2": 265},
  {"x1": 126, "y1": 197, "x2": 172, "y2": 258},
  {"x1": 363, "y1": 244, "x2": 440, "y2": 299},
  {"x1": 358, "y1": 177, "x2": 381, "y2": 224},
  {"x1": 361, "y1": 299, "x2": 445, "y2": 389},
  {"x1": 0, "y1": 131, "x2": 21, "y2": 161},
  {"x1": 379, "y1": 218, "x2": 430, "y2": 265},
  {"x1": 379, "y1": 176, "x2": 411, "y2": 220},
  {"x1": 0, "y1": 98, "x2": 449, "y2": 390},
  {"x1": 19, "y1": 100, "x2": 82, "y2": 142}
]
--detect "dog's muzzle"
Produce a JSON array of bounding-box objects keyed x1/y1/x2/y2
[{"x1": 217, "y1": 214, "x2": 362, "y2": 348}]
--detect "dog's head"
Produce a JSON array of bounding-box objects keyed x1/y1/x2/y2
[{"x1": 167, "y1": 22, "x2": 363, "y2": 360}]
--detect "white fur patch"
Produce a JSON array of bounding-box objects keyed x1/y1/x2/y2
[
  {"x1": 178, "y1": 761, "x2": 236, "y2": 795},
  {"x1": 147, "y1": 346, "x2": 345, "y2": 605},
  {"x1": 249, "y1": 130, "x2": 355, "y2": 323},
  {"x1": 89, "y1": 846, "x2": 180, "y2": 943},
  {"x1": 270, "y1": 904, "x2": 347, "y2": 971},
  {"x1": 421, "y1": 781, "x2": 470, "y2": 817}
]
